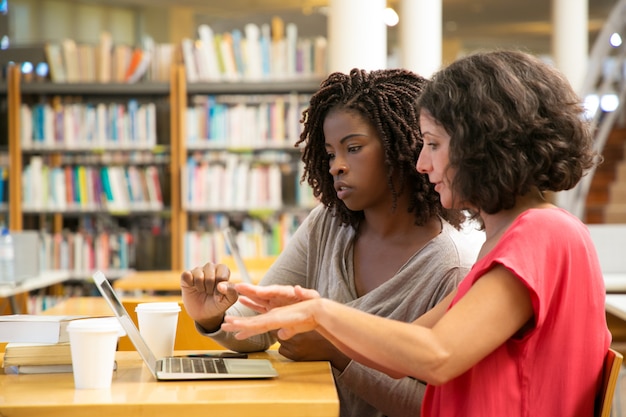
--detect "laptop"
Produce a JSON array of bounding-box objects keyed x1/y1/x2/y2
[
  {"x1": 222, "y1": 227, "x2": 253, "y2": 284},
  {"x1": 92, "y1": 270, "x2": 278, "y2": 380}
]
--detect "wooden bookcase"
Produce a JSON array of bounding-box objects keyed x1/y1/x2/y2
[
  {"x1": 4, "y1": 64, "x2": 321, "y2": 277},
  {"x1": 6, "y1": 64, "x2": 185, "y2": 273}
]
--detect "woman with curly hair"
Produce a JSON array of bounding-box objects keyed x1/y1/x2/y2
[
  {"x1": 222, "y1": 51, "x2": 611, "y2": 416},
  {"x1": 181, "y1": 68, "x2": 478, "y2": 417}
]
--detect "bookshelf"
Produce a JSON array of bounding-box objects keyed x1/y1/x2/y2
[
  {"x1": 6, "y1": 64, "x2": 180, "y2": 278},
  {"x1": 6, "y1": 65, "x2": 322, "y2": 275},
  {"x1": 3, "y1": 19, "x2": 326, "y2": 306},
  {"x1": 180, "y1": 78, "x2": 320, "y2": 269}
]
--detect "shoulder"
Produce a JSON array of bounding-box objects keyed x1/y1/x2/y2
[
  {"x1": 511, "y1": 207, "x2": 585, "y2": 238},
  {"x1": 293, "y1": 204, "x2": 355, "y2": 248},
  {"x1": 437, "y1": 219, "x2": 483, "y2": 268},
  {"x1": 302, "y1": 204, "x2": 351, "y2": 233}
]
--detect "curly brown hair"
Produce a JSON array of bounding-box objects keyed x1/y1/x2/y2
[
  {"x1": 417, "y1": 50, "x2": 597, "y2": 215},
  {"x1": 295, "y1": 68, "x2": 463, "y2": 228}
]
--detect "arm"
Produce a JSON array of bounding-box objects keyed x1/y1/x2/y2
[
  {"x1": 223, "y1": 265, "x2": 533, "y2": 384},
  {"x1": 195, "y1": 214, "x2": 314, "y2": 351}
]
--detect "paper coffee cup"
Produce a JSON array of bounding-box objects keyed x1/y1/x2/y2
[
  {"x1": 135, "y1": 302, "x2": 181, "y2": 359},
  {"x1": 67, "y1": 317, "x2": 125, "y2": 390}
]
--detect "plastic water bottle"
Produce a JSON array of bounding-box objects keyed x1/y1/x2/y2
[{"x1": 0, "y1": 227, "x2": 16, "y2": 286}]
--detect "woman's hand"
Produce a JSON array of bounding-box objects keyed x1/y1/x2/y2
[
  {"x1": 180, "y1": 262, "x2": 239, "y2": 332},
  {"x1": 234, "y1": 283, "x2": 321, "y2": 313},
  {"x1": 222, "y1": 297, "x2": 321, "y2": 340}
]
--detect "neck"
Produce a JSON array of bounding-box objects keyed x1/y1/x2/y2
[{"x1": 481, "y1": 191, "x2": 553, "y2": 241}]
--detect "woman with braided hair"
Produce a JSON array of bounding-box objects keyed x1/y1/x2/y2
[{"x1": 181, "y1": 68, "x2": 478, "y2": 417}]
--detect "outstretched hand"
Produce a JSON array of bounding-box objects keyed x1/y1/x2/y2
[
  {"x1": 234, "y1": 283, "x2": 321, "y2": 313},
  {"x1": 222, "y1": 298, "x2": 322, "y2": 340},
  {"x1": 180, "y1": 262, "x2": 239, "y2": 332}
]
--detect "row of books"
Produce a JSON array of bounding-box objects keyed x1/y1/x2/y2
[
  {"x1": 41, "y1": 16, "x2": 329, "y2": 86},
  {"x1": 183, "y1": 154, "x2": 316, "y2": 211},
  {"x1": 38, "y1": 230, "x2": 134, "y2": 273},
  {"x1": 12, "y1": 212, "x2": 308, "y2": 281},
  {"x1": 183, "y1": 211, "x2": 309, "y2": 269},
  {"x1": 44, "y1": 32, "x2": 171, "y2": 84},
  {"x1": 182, "y1": 19, "x2": 327, "y2": 83},
  {"x1": 41, "y1": 150, "x2": 170, "y2": 166},
  {"x1": 186, "y1": 94, "x2": 309, "y2": 147},
  {"x1": 24, "y1": 214, "x2": 172, "y2": 274},
  {"x1": 20, "y1": 99, "x2": 159, "y2": 149},
  {"x1": 22, "y1": 158, "x2": 165, "y2": 212}
]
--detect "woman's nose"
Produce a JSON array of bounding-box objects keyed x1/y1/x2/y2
[
  {"x1": 329, "y1": 158, "x2": 347, "y2": 176},
  {"x1": 416, "y1": 150, "x2": 430, "y2": 174}
]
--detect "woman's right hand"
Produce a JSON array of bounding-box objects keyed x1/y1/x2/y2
[
  {"x1": 180, "y1": 262, "x2": 239, "y2": 332},
  {"x1": 235, "y1": 283, "x2": 321, "y2": 313}
]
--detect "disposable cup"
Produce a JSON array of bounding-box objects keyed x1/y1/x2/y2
[
  {"x1": 67, "y1": 317, "x2": 125, "y2": 390},
  {"x1": 135, "y1": 302, "x2": 181, "y2": 359}
]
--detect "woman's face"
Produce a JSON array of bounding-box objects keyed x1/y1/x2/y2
[
  {"x1": 416, "y1": 110, "x2": 456, "y2": 209},
  {"x1": 323, "y1": 109, "x2": 390, "y2": 212}
]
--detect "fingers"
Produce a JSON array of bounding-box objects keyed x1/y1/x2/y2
[
  {"x1": 294, "y1": 285, "x2": 321, "y2": 300},
  {"x1": 180, "y1": 270, "x2": 195, "y2": 288},
  {"x1": 222, "y1": 299, "x2": 321, "y2": 341},
  {"x1": 238, "y1": 295, "x2": 269, "y2": 313},
  {"x1": 222, "y1": 315, "x2": 274, "y2": 339}
]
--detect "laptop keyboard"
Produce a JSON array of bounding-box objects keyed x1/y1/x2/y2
[{"x1": 162, "y1": 357, "x2": 228, "y2": 374}]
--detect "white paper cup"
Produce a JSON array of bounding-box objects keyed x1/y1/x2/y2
[
  {"x1": 67, "y1": 317, "x2": 125, "y2": 390},
  {"x1": 135, "y1": 302, "x2": 181, "y2": 359}
]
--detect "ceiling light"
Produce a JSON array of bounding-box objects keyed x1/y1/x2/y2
[
  {"x1": 600, "y1": 94, "x2": 619, "y2": 112},
  {"x1": 610, "y1": 33, "x2": 622, "y2": 48},
  {"x1": 383, "y1": 7, "x2": 399, "y2": 27}
]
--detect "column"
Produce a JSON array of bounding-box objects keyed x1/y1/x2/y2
[
  {"x1": 552, "y1": 0, "x2": 588, "y2": 214},
  {"x1": 328, "y1": 0, "x2": 386, "y2": 72},
  {"x1": 400, "y1": 0, "x2": 442, "y2": 78},
  {"x1": 552, "y1": 0, "x2": 588, "y2": 93}
]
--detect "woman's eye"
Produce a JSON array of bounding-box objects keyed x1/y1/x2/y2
[{"x1": 347, "y1": 145, "x2": 361, "y2": 153}]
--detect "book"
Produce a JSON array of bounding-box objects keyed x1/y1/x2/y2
[
  {"x1": 3, "y1": 342, "x2": 72, "y2": 367},
  {"x1": 44, "y1": 43, "x2": 66, "y2": 83},
  {"x1": 198, "y1": 24, "x2": 221, "y2": 81},
  {"x1": 97, "y1": 31, "x2": 113, "y2": 83},
  {"x1": 0, "y1": 315, "x2": 88, "y2": 344},
  {"x1": 61, "y1": 38, "x2": 80, "y2": 83},
  {"x1": 4, "y1": 364, "x2": 74, "y2": 374},
  {"x1": 4, "y1": 362, "x2": 118, "y2": 375},
  {"x1": 125, "y1": 46, "x2": 152, "y2": 84}
]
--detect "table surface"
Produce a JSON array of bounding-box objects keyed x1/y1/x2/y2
[
  {"x1": 0, "y1": 270, "x2": 70, "y2": 298},
  {"x1": 604, "y1": 273, "x2": 626, "y2": 293},
  {"x1": 112, "y1": 269, "x2": 264, "y2": 294},
  {"x1": 0, "y1": 350, "x2": 339, "y2": 417},
  {"x1": 606, "y1": 293, "x2": 626, "y2": 321}
]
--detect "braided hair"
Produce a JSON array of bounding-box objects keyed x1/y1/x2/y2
[{"x1": 296, "y1": 68, "x2": 463, "y2": 228}]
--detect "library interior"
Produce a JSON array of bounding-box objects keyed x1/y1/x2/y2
[{"x1": 1, "y1": 0, "x2": 626, "y2": 416}]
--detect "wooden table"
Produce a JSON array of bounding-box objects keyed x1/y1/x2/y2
[
  {"x1": 112, "y1": 270, "x2": 187, "y2": 295},
  {"x1": 0, "y1": 350, "x2": 339, "y2": 417},
  {"x1": 41, "y1": 296, "x2": 225, "y2": 351},
  {"x1": 113, "y1": 269, "x2": 266, "y2": 296},
  {"x1": 605, "y1": 274, "x2": 626, "y2": 293},
  {"x1": 0, "y1": 271, "x2": 71, "y2": 313},
  {"x1": 606, "y1": 294, "x2": 626, "y2": 321}
]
